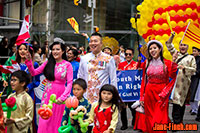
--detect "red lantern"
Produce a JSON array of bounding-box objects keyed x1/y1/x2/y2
[{"x1": 189, "y1": 2, "x2": 197, "y2": 10}]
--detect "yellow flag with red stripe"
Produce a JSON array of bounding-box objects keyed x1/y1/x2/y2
[
  {"x1": 67, "y1": 17, "x2": 79, "y2": 34},
  {"x1": 182, "y1": 23, "x2": 200, "y2": 49}
]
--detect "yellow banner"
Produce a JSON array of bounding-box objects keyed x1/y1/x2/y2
[{"x1": 67, "y1": 17, "x2": 79, "y2": 34}]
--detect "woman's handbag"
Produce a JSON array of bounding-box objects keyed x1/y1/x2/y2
[{"x1": 131, "y1": 100, "x2": 144, "y2": 114}]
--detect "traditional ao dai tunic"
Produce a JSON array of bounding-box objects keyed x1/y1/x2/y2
[
  {"x1": 140, "y1": 58, "x2": 177, "y2": 133},
  {"x1": 78, "y1": 52, "x2": 117, "y2": 103},
  {"x1": 6, "y1": 91, "x2": 33, "y2": 133},
  {"x1": 25, "y1": 59, "x2": 73, "y2": 133},
  {"x1": 166, "y1": 42, "x2": 196, "y2": 106}
]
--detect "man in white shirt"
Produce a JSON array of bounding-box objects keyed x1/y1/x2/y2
[{"x1": 78, "y1": 32, "x2": 117, "y2": 103}]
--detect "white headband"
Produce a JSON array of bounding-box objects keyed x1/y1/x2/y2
[{"x1": 147, "y1": 40, "x2": 163, "y2": 49}]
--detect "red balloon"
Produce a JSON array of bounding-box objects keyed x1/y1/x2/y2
[
  {"x1": 158, "y1": 29, "x2": 164, "y2": 36},
  {"x1": 157, "y1": 8, "x2": 164, "y2": 14},
  {"x1": 174, "y1": 26, "x2": 181, "y2": 33},
  {"x1": 166, "y1": 29, "x2": 171, "y2": 36},
  {"x1": 173, "y1": 4, "x2": 180, "y2": 12},
  {"x1": 191, "y1": 13, "x2": 198, "y2": 21},
  {"x1": 198, "y1": 18, "x2": 200, "y2": 24},
  {"x1": 182, "y1": 4, "x2": 189, "y2": 11},
  {"x1": 197, "y1": 6, "x2": 200, "y2": 13},
  {"x1": 183, "y1": 14, "x2": 189, "y2": 22},
  {"x1": 166, "y1": 6, "x2": 173, "y2": 11},
  {"x1": 189, "y1": 2, "x2": 197, "y2": 10},
  {"x1": 148, "y1": 22, "x2": 153, "y2": 27},
  {"x1": 174, "y1": 15, "x2": 181, "y2": 23},
  {"x1": 157, "y1": 18, "x2": 164, "y2": 25}
]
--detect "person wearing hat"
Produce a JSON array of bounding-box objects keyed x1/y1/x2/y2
[
  {"x1": 139, "y1": 40, "x2": 177, "y2": 133},
  {"x1": 166, "y1": 33, "x2": 196, "y2": 125}
]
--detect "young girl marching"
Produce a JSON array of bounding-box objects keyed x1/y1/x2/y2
[{"x1": 85, "y1": 84, "x2": 124, "y2": 133}]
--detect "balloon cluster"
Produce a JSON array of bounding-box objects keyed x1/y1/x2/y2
[
  {"x1": 38, "y1": 94, "x2": 63, "y2": 120},
  {"x1": 58, "y1": 97, "x2": 89, "y2": 133},
  {"x1": 130, "y1": 0, "x2": 200, "y2": 59},
  {"x1": 2, "y1": 97, "x2": 17, "y2": 118}
]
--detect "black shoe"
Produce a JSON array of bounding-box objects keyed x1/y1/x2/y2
[
  {"x1": 120, "y1": 126, "x2": 128, "y2": 130},
  {"x1": 195, "y1": 117, "x2": 200, "y2": 122},
  {"x1": 191, "y1": 112, "x2": 197, "y2": 115}
]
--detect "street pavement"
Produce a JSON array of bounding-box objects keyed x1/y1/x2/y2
[
  {"x1": 36, "y1": 104, "x2": 200, "y2": 132},
  {"x1": 115, "y1": 104, "x2": 200, "y2": 133}
]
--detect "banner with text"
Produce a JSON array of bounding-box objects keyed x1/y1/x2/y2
[{"x1": 117, "y1": 70, "x2": 142, "y2": 102}]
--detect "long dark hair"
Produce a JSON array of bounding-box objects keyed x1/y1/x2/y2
[
  {"x1": 16, "y1": 43, "x2": 34, "y2": 64},
  {"x1": 98, "y1": 84, "x2": 124, "y2": 111},
  {"x1": 43, "y1": 42, "x2": 67, "y2": 81},
  {"x1": 146, "y1": 42, "x2": 165, "y2": 72}
]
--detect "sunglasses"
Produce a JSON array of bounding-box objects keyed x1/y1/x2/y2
[{"x1": 125, "y1": 53, "x2": 132, "y2": 56}]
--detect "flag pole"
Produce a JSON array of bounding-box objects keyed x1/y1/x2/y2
[{"x1": 181, "y1": 21, "x2": 191, "y2": 44}]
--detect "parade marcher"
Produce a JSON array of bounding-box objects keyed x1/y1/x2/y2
[
  {"x1": 67, "y1": 48, "x2": 79, "y2": 80},
  {"x1": 190, "y1": 47, "x2": 200, "y2": 115},
  {"x1": 102, "y1": 47, "x2": 112, "y2": 56},
  {"x1": 25, "y1": 41, "x2": 73, "y2": 133},
  {"x1": 0, "y1": 37, "x2": 10, "y2": 65},
  {"x1": 5, "y1": 70, "x2": 33, "y2": 133},
  {"x1": 85, "y1": 84, "x2": 124, "y2": 133},
  {"x1": 33, "y1": 44, "x2": 43, "y2": 65},
  {"x1": 118, "y1": 48, "x2": 137, "y2": 130},
  {"x1": 61, "y1": 78, "x2": 91, "y2": 132},
  {"x1": 1, "y1": 42, "x2": 40, "y2": 132},
  {"x1": 139, "y1": 40, "x2": 177, "y2": 133},
  {"x1": 166, "y1": 33, "x2": 196, "y2": 124},
  {"x1": 78, "y1": 32, "x2": 117, "y2": 103}
]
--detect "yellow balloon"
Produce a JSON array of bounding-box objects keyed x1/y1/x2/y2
[
  {"x1": 176, "y1": 37, "x2": 182, "y2": 43},
  {"x1": 169, "y1": 10, "x2": 176, "y2": 17},
  {"x1": 153, "y1": 24, "x2": 161, "y2": 31},
  {"x1": 130, "y1": 18, "x2": 135, "y2": 24},
  {"x1": 187, "y1": 19, "x2": 193, "y2": 24},
  {"x1": 160, "y1": 40, "x2": 165, "y2": 46},
  {"x1": 162, "y1": 34, "x2": 169, "y2": 40},
  {"x1": 162, "y1": 23, "x2": 169, "y2": 30},
  {"x1": 154, "y1": 14, "x2": 161, "y2": 20},
  {"x1": 170, "y1": 21, "x2": 177, "y2": 28},
  {"x1": 177, "y1": 10, "x2": 184, "y2": 16},
  {"x1": 137, "y1": 5, "x2": 142, "y2": 11},
  {"x1": 161, "y1": 12, "x2": 167, "y2": 19},
  {"x1": 155, "y1": 35, "x2": 161, "y2": 40},
  {"x1": 169, "y1": 0, "x2": 175, "y2": 5},
  {"x1": 185, "y1": 8, "x2": 193, "y2": 15},
  {"x1": 178, "y1": 21, "x2": 185, "y2": 27},
  {"x1": 163, "y1": 51, "x2": 172, "y2": 60}
]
